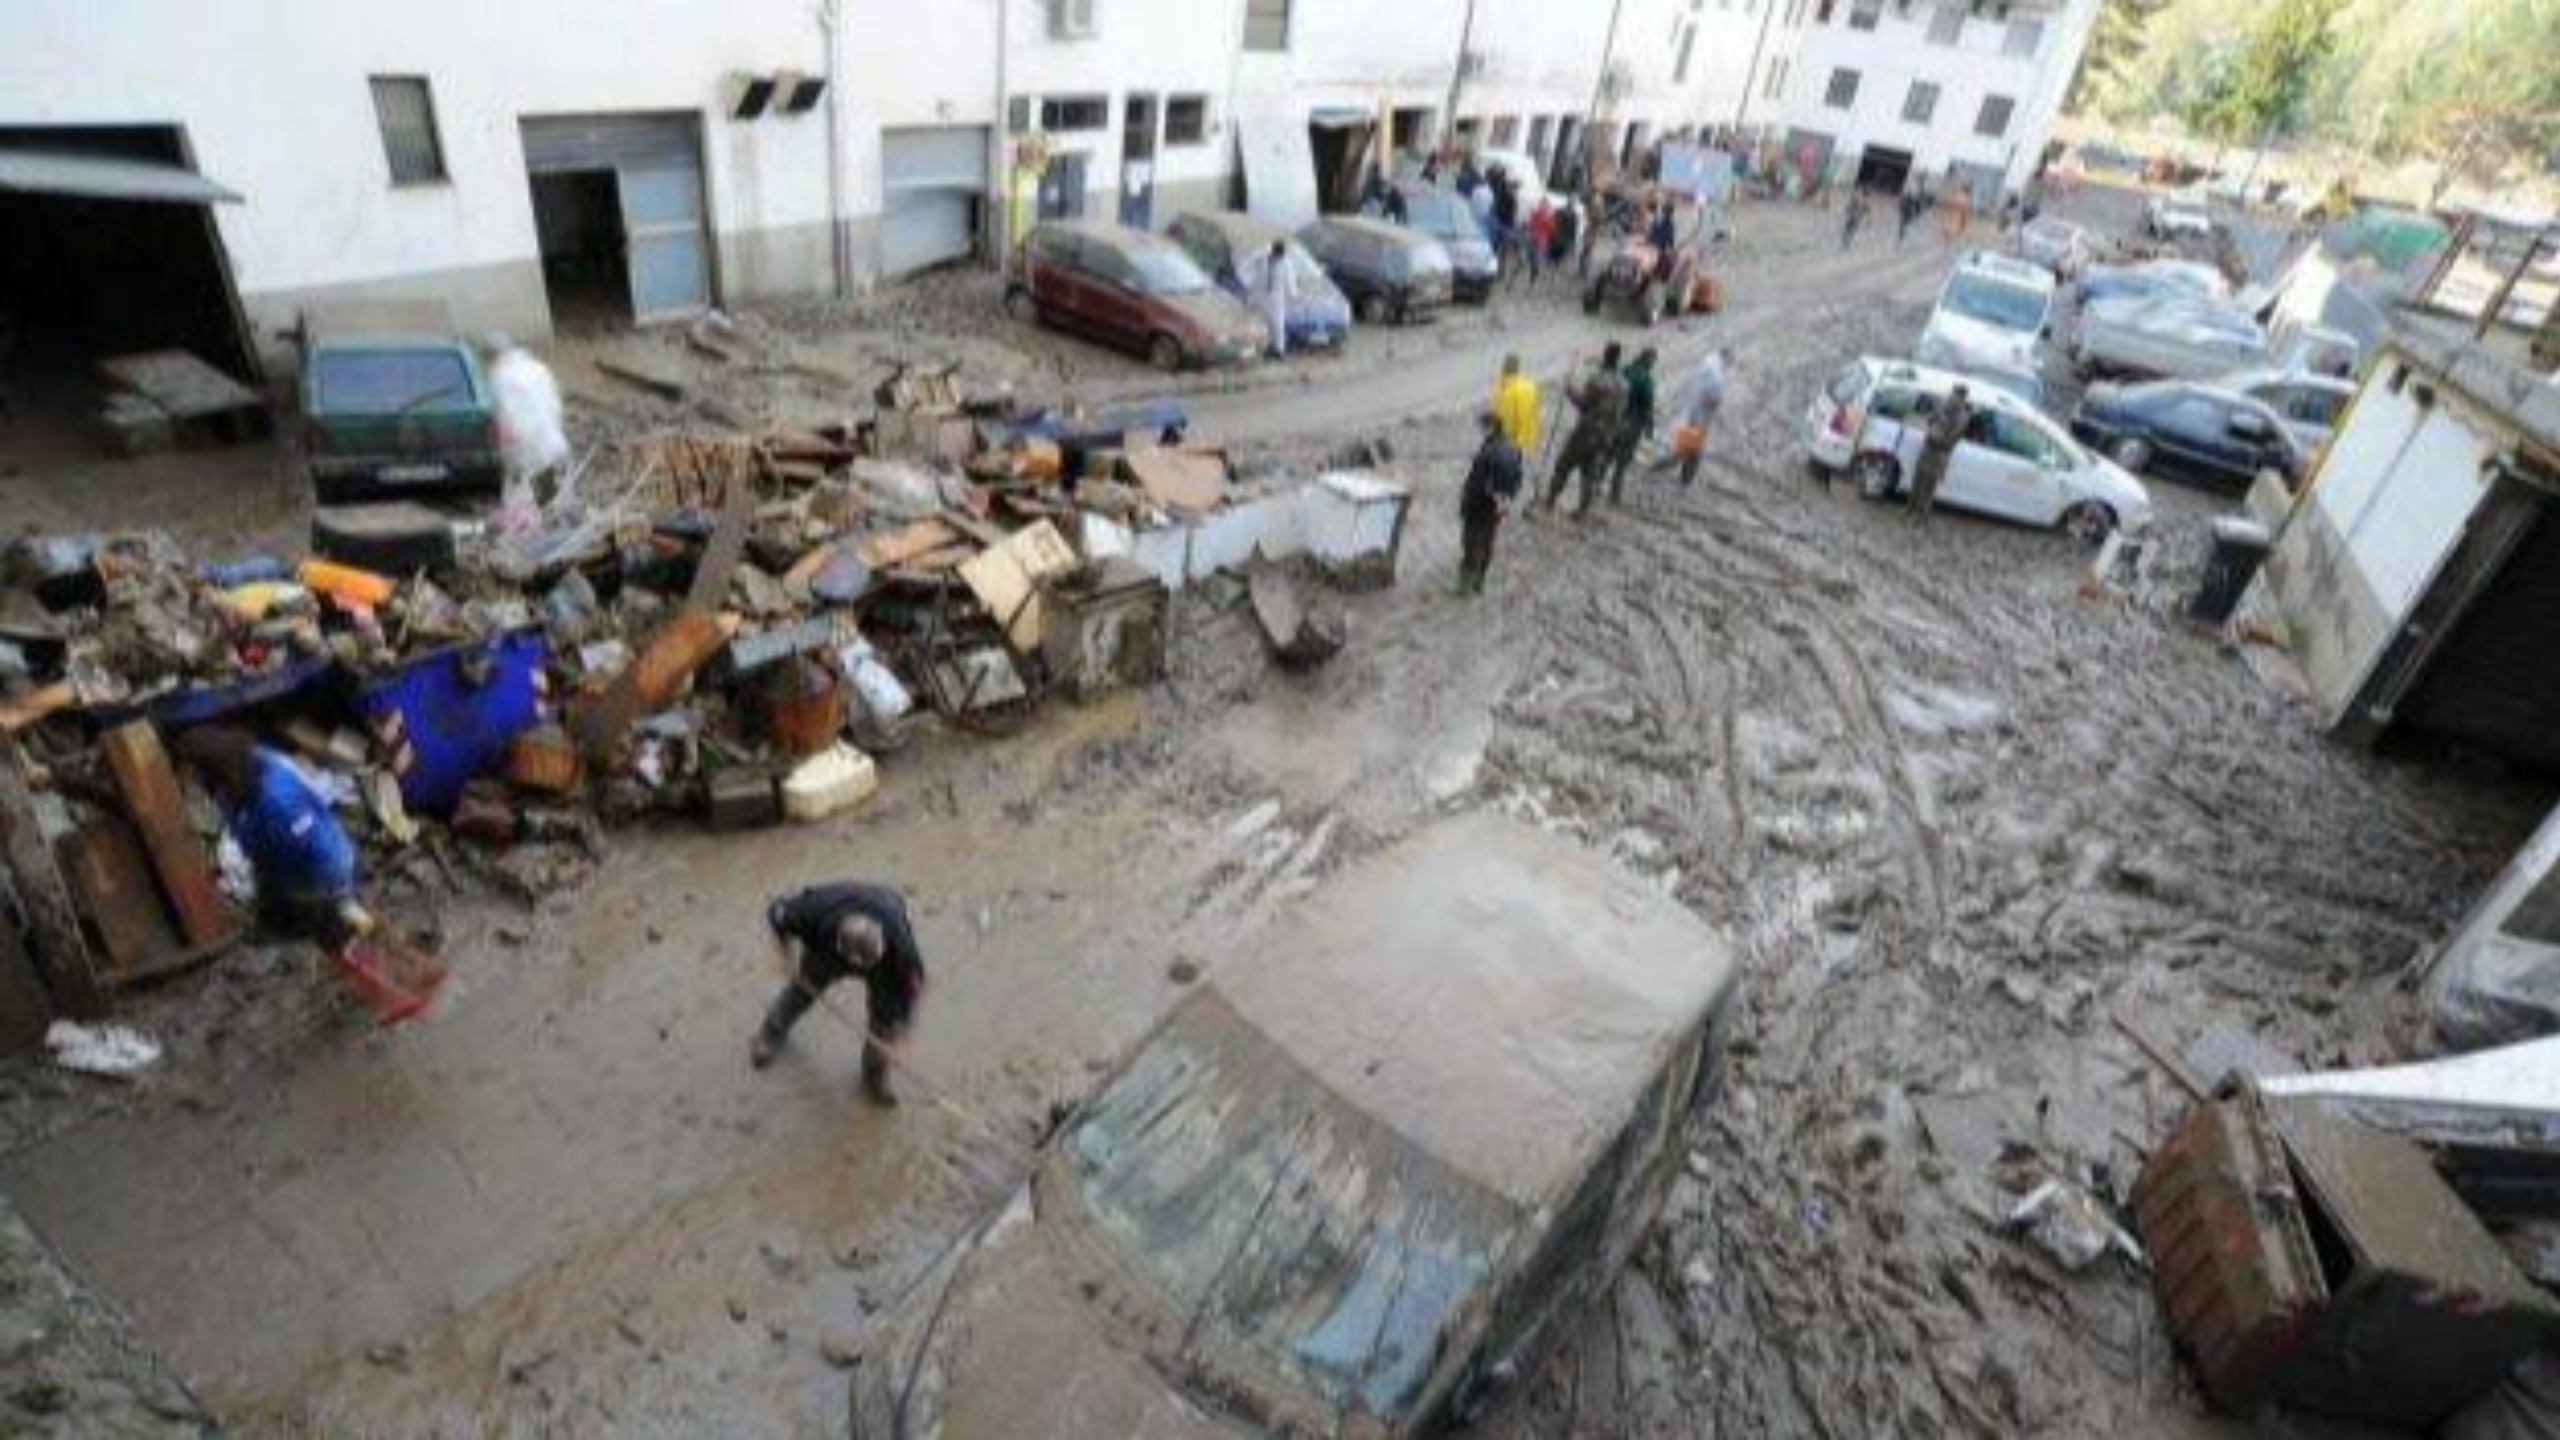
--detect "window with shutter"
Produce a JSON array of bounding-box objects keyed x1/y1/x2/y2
[{"x1": 370, "y1": 76, "x2": 446, "y2": 187}]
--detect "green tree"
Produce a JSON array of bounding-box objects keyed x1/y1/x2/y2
[
  {"x1": 2197, "y1": 0, "x2": 2350, "y2": 147},
  {"x1": 2067, "y1": 0, "x2": 2176, "y2": 114}
]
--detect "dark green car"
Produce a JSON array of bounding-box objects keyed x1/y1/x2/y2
[{"x1": 296, "y1": 303, "x2": 502, "y2": 504}]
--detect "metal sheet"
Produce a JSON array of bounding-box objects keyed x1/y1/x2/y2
[
  {"x1": 0, "y1": 146, "x2": 239, "y2": 205},
  {"x1": 1237, "y1": 98, "x2": 1318, "y2": 229},
  {"x1": 519, "y1": 112, "x2": 700, "y2": 174}
]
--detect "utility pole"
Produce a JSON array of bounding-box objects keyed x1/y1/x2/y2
[
  {"x1": 1442, "y1": 0, "x2": 1481, "y2": 154},
  {"x1": 1736, "y1": 0, "x2": 1783, "y2": 136},
  {"x1": 1581, "y1": 0, "x2": 1627, "y2": 187}
]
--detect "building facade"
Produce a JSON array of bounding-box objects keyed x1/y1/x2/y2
[
  {"x1": 1773, "y1": 0, "x2": 2100, "y2": 201},
  {"x1": 0, "y1": 0, "x2": 2093, "y2": 371}
]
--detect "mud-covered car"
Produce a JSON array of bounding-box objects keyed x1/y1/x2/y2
[
  {"x1": 1297, "y1": 216, "x2": 1455, "y2": 325},
  {"x1": 1006, "y1": 220, "x2": 1267, "y2": 371},
  {"x1": 296, "y1": 302, "x2": 502, "y2": 505},
  {"x1": 1166, "y1": 211, "x2": 1353, "y2": 351},
  {"x1": 848, "y1": 813, "x2": 1738, "y2": 1438}
]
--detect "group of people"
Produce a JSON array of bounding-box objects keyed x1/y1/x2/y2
[
  {"x1": 1451, "y1": 342, "x2": 1733, "y2": 595},
  {"x1": 1839, "y1": 176, "x2": 2043, "y2": 251}
]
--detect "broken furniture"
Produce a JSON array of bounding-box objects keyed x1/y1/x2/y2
[
  {"x1": 95, "y1": 349, "x2": 270, "y2": 456},
  {"x1": 1248, "y1": 567, "x2": 1344, "y2": 670},
  {"x1": 1041, "y1": 558, "x2": 1169, "y2": 702},
  {"x1": 2134, "y1": 1081, "x2": 2560, "y2": 1427}
]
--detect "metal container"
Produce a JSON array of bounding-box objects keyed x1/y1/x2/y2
[
  {"x1": 1040, "y1": 558, "x2": 1168, "y2": 702},
  {"x1": 754, "y1": 657, "x2": 846, "y2": 759}
]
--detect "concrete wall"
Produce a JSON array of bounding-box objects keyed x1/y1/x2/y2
[
  {"x1": 1776, "y1": 0, "x2": 2097, "y2": 194},
  {"x1": 1005, "y1": 0, "x2": 1245, "y2": 229},
  {"x1": 0, "y1": 0, "x2": 992, "y2": 348},
  {"x1": 2258, "y1": 344, "x2": 2500, "y2": 723}
]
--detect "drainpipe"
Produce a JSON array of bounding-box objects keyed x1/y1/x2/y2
[
  {"x1": 1581, "y1": 0, "x2": 1626, "y2": 185},
  {"x1": 1441, "y1": 0, "x2": 1480, "y2": 153},
  {"x1": 818, "y1": 0, "x2": 850, "y2": 298},
  {"x1": 994, "y1": 0, "x2": 1013, "y2": 268},
  {"x1": 1736, "y1": 0, "x2": 1781, "y2": 135}
]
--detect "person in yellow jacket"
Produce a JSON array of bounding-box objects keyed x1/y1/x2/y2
[{"x1": 1493, "y1": 354, "x2": 1541, "y2": 452}]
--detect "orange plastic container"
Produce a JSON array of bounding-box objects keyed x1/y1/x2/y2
[
  {"x1": 299, "y1": 559, "x2": 396, "y2": 610},
  {"x1": 333, "y1": 939, "x2": 448, "y2": 1025}
]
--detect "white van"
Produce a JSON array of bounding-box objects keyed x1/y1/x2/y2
[{"x1": 1916, "y1": 252, "x2": 2057, "y2": 380}]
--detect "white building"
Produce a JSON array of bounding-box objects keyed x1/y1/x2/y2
[
  {"x1": 0, "y1": 0, "x2": 996, "y2": 367},
  {"x1": 1772, "y1": 0, "x2": 2099, "y2": 201}
]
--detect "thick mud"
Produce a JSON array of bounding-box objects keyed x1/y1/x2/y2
[{"x1": 0, "y1": 194, "x2": 2540, "y2": 1438}]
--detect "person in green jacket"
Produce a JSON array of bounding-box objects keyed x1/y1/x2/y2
[{"x1": 1607, "y1": 347, "x2": 1659, "y2": 502}]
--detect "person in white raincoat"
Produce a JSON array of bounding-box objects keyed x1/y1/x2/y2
[{"x1": 1249, "y1": 239, "x2": 1296, "y2": 358}]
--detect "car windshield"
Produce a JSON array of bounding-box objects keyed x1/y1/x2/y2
[
  {"x1": 1942, "y1": 273, "x2": 2048, "y2": 333},
  {"x1": 1121, "y1": 242, "x2": 1214, "y2": 295},
  {"x1": 1401, "y1": 190, "x2": 1482, "y2": 243},
  {"x1": 313, "y1": 349, "x2": 474, "y2": 414},
  {"x1": 1055, "y1": 993, "x2": 1516, "y2": 1427}
]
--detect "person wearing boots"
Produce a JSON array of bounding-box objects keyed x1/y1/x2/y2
[{"x1": 750, "y1": 880, "x2": 927, "y2": 1106}]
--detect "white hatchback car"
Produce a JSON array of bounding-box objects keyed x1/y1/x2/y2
[
  {"x1": 1806, "y1": 357, "x2": 2154, "y2": 542},
  {"x1": 1916, "y1": 252, "x2": 2057, "y2": 379}
]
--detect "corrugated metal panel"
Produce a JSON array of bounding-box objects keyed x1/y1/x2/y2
[
  {"x1": 882, "y1": 127, "x2": 988, "y2": 191},
  {"x1": 520, "y1": 112, "x2": 700, "y2": 175},
  {"x1": 0, "y1": 146, "x2": 239, "y2": 205}
]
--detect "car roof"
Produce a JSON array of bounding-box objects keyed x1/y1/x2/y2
[
  {"x1": 1952, "y1": 252, "x2": 2055, "y2": 291},
  {"x1": 1174, "y1": 210, "x2": 1288, "y2": 249},
  {"x1": 1041, "y1": 218, "x2": 1180, "y2": 255},
  {"x1": 1309, "y1": 214, "x2": 1436, "y2": 248},
  {"x1": 1207, "y1": 811, "x2": 1735, "y2": 1206},
  {"x1": 1862, "y1": 356, "x2": 2047, "y2": 418}
]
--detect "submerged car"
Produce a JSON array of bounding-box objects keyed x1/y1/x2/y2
[
  {"x1": 1166, "y1": 211, "x2": 1353, "y2": 352},
  {"x1": 2216, "y1": 368, "x2": 2357, "y2": 451},
  {"x1": 1805, "y1": 356, "x2": 2154, "y2": 542},
  {"x1": 2071, "y1": 379, "x2": 2304, "y2": 491},
  {"x1": 1298, "y1": 215, "x2": 1456, "y2": 324},
  {"x1": 2072, "y1": 292, "x2": 2267, "y2": 381},
  {"x1": 1008, "y1": 220, "x2": 1267, "y2": 371},
  {"x1": 847, "y1": 813, "x2": 1738, "y2": 1438},
  {"x1": 2017, "y1": 217, "x2": 2097, "y2": 278},
  {"x1": 1916, "y1": 251, "x2": 2057, "y2": 379},
  {"x1": 2073, "y1": 258, "x2": 2229, "y2": 308},
  {"x1": 296, "y1": 302, "x2": 502, "y2": 504},
  {"x1": 1378, "y1": 182, "x2": 1499, "y2": 301}
]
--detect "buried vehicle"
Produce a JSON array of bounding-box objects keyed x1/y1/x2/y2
[
  {"x1": 1008, "y1": 220, "x2": 1267, "y2": 371},
  {"x1": 1806, "y1": 356, "x2": 2154, "y2": 542},
  {"x1": 848, "y1": 813, "x2": 1738, "y2": 1438},
  {"x1": 1166, "y1": 211, "x2": 1353, "y2": 351},
  {"x1": 1298, "y1": 216, "x2": 1456, "y2": 325},
  {"x1": 296, "y1": 302, "x2": 503, "y2": 505}
]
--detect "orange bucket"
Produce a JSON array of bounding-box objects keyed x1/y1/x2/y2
[
  {"x1": 334, "y1": 939, "x2": 448, "y2": 1025},
  {"x1": 1674, "y1": 424, "x2": 1707, "y2": 457}
]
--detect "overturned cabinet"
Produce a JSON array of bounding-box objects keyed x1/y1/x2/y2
[{"x1": 1041, "y1": 558, "x2": 1168, "y2": 702}]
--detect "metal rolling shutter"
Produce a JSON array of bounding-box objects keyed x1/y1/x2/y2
[
  {"x1": 520, "y1": 112, "x2": 702, "y2": 175},
  {"x1": 881, "y1": 126, "x2": 988, "y2": 279},
  {"x1": 520, "y1": 113, "x2": 710, "y2": 319},
  {"x1": 2398, "y1": 492, "x2": 2560, "y2": 769}
]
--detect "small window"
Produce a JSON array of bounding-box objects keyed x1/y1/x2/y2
[
  {"x1": 2005, "y1": 16, "x2": 2043, "y2": 56},
  {"x1": 1903, "y1": 81, "x2": 1940, "y2": 124},
  {"x1": 1008, "y1": 96, "x2": 1033, "y2": 133},
  {"x1": 369, "y1": 76, "x2": 447, "y2": 187},
  {"x1": 1927, "y1": 5, "x2": 1965, "y2": 43},
  {"x1": 1165, "y1": 95, "x2": 1209, "y2": 146},
  {"x1": 1825, "y1": 67, "x2": 1862, "y2": 109},
  {"x1": 1816, "y1": 0, "x2": 1837, "y2": 20},
  {"x1": 1490, "y1": 114, "x2": 1520, "y2": 147},
  {"x1": 1244, "y1": 0, "x2": 1290, "y2": 51},
  {"x1": 1975, "y1": 94, "x2": 2016, "y2": 138},
  {"x1": 1675, "y1": 23, "x2": 1700, "y2": 82},
  {"x1": 1040, "y1": 95, "x2": 1110, "y2": 133},
  {"x1": 1848, "y1": 0, "x2": 1882, "y2": 28}
]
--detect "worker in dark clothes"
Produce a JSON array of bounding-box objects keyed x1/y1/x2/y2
[
  {"x1": 1609, "y1": 347, "x2": 1659, "y2": 500},
  {"x1": 751, "y1": 881, "x2": 928, "y2": 1106},
  {"x1": 1543, "y1": 342, "x2": 1629, "y2": 519},
  {"x1": 1455, "y1": 410, "x2": 1524, "y2": 596},
  {"x1": 1911, "y1": 385, "x2": 1973, "y2": 523},
  {"x1": 176, "y1": 726, "x2": 370, "y2": 948}
]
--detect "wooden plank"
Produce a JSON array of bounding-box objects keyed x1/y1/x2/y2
[
  {"x1": 96, "y1": 349, "x2": 260, "y2": 419},
  {"x1": 1124, "y1": 448, "x2": 1231, "y2": 514},
  {"x1": 0, "y1": 682, "x2": 75, "y2": 734},
  {"x1": 99, "y1": 721, "x2": 237, "y2": 949},
  {"x1": 854, "y1": 517, "x2": 963, "y2": 570},
  {"x1": 959, "y1": 522, "x2": 1080, "y2": 653},
  {"x1": 595, "y1": 355, "x2": 689, "y2": 401},
  {"x1": 0, "y1": 740, "x2": 103, "y2": 1018},
  {"x1": 0, "y1": 919, "x2": 53, "y2": 1056},
  {"x1": 59, "y1": 819, "x2": 183, "y2": 984}
]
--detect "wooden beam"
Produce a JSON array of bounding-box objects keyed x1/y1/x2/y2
[
  {"x1": 99, "y1": 721, "x2": 238, "y2": 950},
  {"x1": 0, "y1": 740, "x2": 104, "y2": 1018}
]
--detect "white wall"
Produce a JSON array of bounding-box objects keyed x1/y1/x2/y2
[
  {"x1": 0, "y1": 0, "x2": 992, "y2": 340},
  {"x1": 1778, "y1": 0, "x2": 2096, "y2": 193},
  {"x1": 1004, "y1": 0, "x2": 1245, "y2": 226}
]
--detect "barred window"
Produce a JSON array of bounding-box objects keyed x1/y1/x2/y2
[{"x1": 370, "y1": 76, "x2": 446, "y2": 186}]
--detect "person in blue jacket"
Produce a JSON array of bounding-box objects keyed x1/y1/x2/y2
[{"x1": 176, "y1": 726, "x2": 369, "y2": 948}]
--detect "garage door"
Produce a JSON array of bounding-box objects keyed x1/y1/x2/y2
[
  {"x1": 882, "y1": 127, "x2": 988, "y2": 280},
  {"x1": 521, "y1": 112, "x2": 711, "y2": 319}
]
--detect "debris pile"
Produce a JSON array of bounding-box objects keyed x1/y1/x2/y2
[{"x1": 0, "y1": 366, "x2": 1409, "y2": 1050}]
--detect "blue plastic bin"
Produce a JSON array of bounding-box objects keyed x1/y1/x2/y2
[{"x1": 354, "y1": 630, "x2": 548, "y2": 814}]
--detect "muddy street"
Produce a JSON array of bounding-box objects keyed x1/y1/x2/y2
[{"x1": 0, "y1": 194, "x2": 2541, "y2": 1440}]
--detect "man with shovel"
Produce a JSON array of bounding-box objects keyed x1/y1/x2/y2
[{"x1": 751, "y1": 880, "x2": 928, "y2": 1107}]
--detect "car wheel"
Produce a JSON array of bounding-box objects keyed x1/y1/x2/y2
[
  {"x1": 1357, "y1": 293, "x2": 1389, "y2": 324},
  {"x1": 2062, "y1": 501, "x2": 2117, "y2": 547},
  {"x1": 1850, "y1": 452, "x2": 1901, "y2": 501},
  {"x1": 1003, "y1": 286, "x2": 1037, "y2": 323},
  {"x1": 2109, "y1": 437, "x2": 2152, "y2": 472},
  {"x1": 1147, "y1": 334, "x2": 1185, "y2": 372},
  {"x1": 1582, "y1": 283, "x2": 1604, "y2": 316},
  {"x1": 1640, "y1": 286, "x2": 1664, "y2": 328}
]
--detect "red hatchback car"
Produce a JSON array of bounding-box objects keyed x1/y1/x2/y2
[{"x1": 1007, "y1": 220, "x2": 1267, "y2": 370}]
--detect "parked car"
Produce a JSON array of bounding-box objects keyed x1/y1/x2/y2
[
  {"x1": 1298, "y1": 215, "x2": 1456, "y2": 324},
  {"x1": 1006, "y1": 220, "x2": 1267, "y2": 371},
  {"x1": 2267, "y1": 321, "x2": 2362, "y2": 380},
  {"x1": 2216, "y1": 368, "x2": 2358, "y2": 451},
  {"x1": 2146, "y1": 190, "x2": 2215, "y2": 241},
  {"x1": 1472, "y1": 145, "x2": 1552, "y2": 214},
  {"x1": 844, "y1": 814, "x2": 1739, "y2": 1438},
  {"x1": 296, "y1": 302, "x2": 502, "y2": 504},
  {"x1": 2072, "y1": 292, "x2": 2267, "y2": 381},
  {"x1": 1165, "y1": 211, "x2": 1353, "y2": 351},
  {"x1": 2070, "y1": 380, "x2": 2303, "y2": 490},
  {"x1": 1916, "y1": 251, "x2": 2057, "y2": 379},
  {"x1": 2074, "y1": 258, "x2": 2230, "y2": 308},
  {"x1": 2017, "y1": 217, "x2": 2097, "y2": 278},
  {"x1": 1805, "y1": 357, "x2": 2153, "y2": 542},
  {"x1": 1379, "y1": 182, "x2": 1499, "y2": 300}
]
